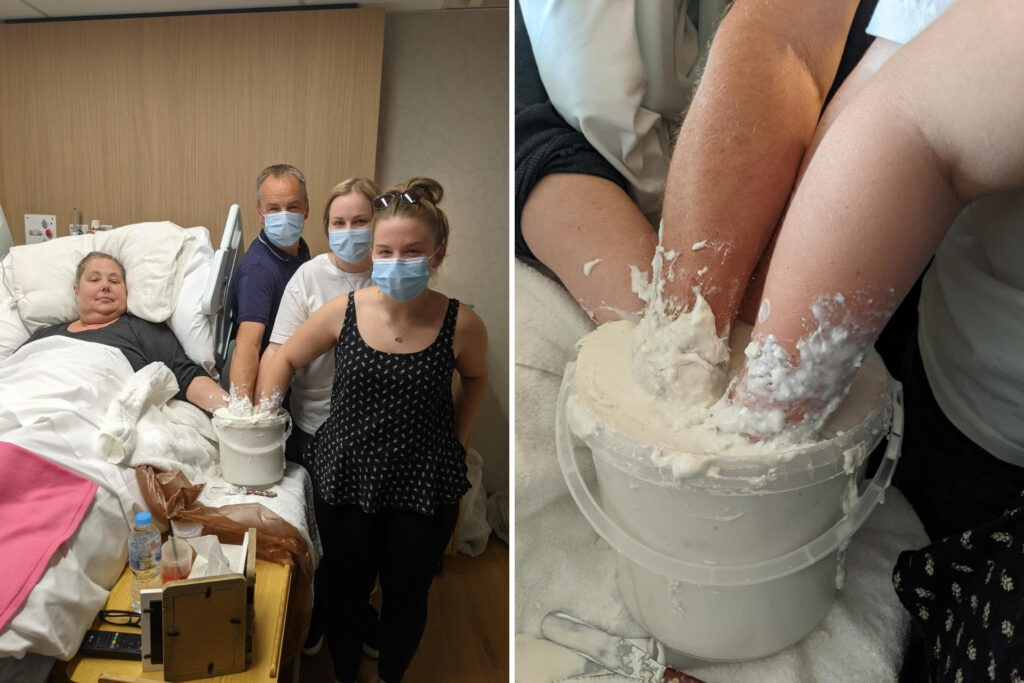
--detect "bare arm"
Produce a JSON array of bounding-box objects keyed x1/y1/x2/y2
[
  {"x1": 255, "y1": 299, "x2": 345, "y2": 411},
  {"x1": 661, "y1": 0, "x2": 859, "y2": 331},
  {"x1": 185, "y1": 376, "x2": 229, "y2": 413},
  {"x1": 522, "y1": 174, "x2": 658, "y2": 323},
  {"x1": 229, "y1": 321, "x2": 265, "y2": 402},
  {"x1": 452, "y1": 304, "x2": 489, "y2": 449},
  {"x1": 738, "y1": 36, "x2": 905, "y2": 321},
  {"x1": 256, "y1": 342, "x2": 280, "y2": 390},
  {"x1": 735, "y1": 0, "x2": 1024, "y2": 426}
]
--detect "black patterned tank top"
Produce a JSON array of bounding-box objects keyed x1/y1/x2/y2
[{"x1": 308, "y1": 291, "x2": 470, "y2": 515}]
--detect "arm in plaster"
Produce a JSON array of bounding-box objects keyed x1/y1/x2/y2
[
  {"x1": 660, "y1": 0, "x2": 859, "y2": 332},
  {"x1": 255, "y1": 299, "x2": 344, "y2": 414},
  {"x1": 732, "y1": 0, "x2": 1024, "y2": 428},
  {"x1": 521, "y1": 174, "x2": 657, "y2": 324},
  {"x1": 256, "y1": 342, "x2": 280, "y2": 391},
  {"x1": 185, "y1": 375, "x2": 229, "y2": 413},
  {"x1": 229, "y1": 321, "x2": 264, "y2": 403},
  {"x1": 737, "y1": 36, "x2": 905, "y2": 321}
]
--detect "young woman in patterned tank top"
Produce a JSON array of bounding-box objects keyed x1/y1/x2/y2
[{"x1": 256, "y1": 177, "x2": 489, "y2": 683}]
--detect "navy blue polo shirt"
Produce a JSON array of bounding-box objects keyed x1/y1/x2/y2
[{"x1": 232, "y1": 229, "x2": 311, "y2": 352}]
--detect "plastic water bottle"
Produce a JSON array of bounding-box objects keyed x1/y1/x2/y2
[{"x1": 128, "y1": 511, "x2": 162, "y2": 612}]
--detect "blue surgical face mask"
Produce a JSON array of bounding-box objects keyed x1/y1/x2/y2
[
  {"x1": 372, "y1": 256, "x2": 431, "y2": 302},
  {"x1": 262, "y1": 210, "x2": 304, "y2": 248},
  {"x1": 329, "y1": 227, "x2": 372, "y2": 264}
]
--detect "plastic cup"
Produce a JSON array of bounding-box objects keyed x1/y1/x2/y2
[
  {"x1": 170, "y1": 518, "x2": 203, "y2": 540},
  {"x1": 161, "y1": 537, "x2": 193, "y2": 583}
]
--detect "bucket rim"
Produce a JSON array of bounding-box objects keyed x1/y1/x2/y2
[
  {"x1": 556, "y1": 365, "x2": 905, "y2": 586},
  {"x1": 212, "y1": 408, "x2": 291, "y2": 427}
]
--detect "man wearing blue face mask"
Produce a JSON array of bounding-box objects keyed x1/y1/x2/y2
[{"x1": 229, "y1": 163, "x2": 311, "y2": 404}]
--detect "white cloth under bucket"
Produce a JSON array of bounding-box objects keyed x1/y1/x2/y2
[{"x1": 211, "y1": 410, "x2": 291, "y2": 488}]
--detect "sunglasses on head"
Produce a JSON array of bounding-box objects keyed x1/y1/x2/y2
[{"x1": 372, "y1": 185, "x2": 426, "y2": 211}]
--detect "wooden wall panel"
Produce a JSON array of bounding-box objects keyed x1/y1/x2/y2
[{"x1": 0, "y1": 7, "x2": 384, "y2": 257}]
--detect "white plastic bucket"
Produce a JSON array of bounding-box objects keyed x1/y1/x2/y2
[
  {"x1": 212, "y1": 410, "x2": 292, "y2": 488},
  {"x1": 556, "y1": 360, "x2": 903, "y2": 662}
]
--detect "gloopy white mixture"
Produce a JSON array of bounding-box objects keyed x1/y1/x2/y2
[
  {"x1": 221, "y1": 385, "x2": 284, "y2": 422},
  {"x1": 572, "y1": 246, "x2": 889, "y2": 479}
]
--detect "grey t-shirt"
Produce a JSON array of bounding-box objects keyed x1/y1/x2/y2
[{"x1": 25, "y1": 313, "x2": 208, "y2": 402}]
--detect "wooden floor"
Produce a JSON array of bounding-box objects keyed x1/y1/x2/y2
[{"x1": 293, "y1": 534, "x2": 509, "y2": 682}]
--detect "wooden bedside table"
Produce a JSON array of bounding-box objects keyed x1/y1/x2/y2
[{"x1": 66, "y1": 558, "x2": 290, "y2": 682}]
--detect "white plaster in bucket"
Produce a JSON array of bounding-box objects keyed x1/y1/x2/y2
[
  {"x1": 556, "y1": 354, "x2": 903, "y2": 661},
  {"x1": 212, "y1": 409, "x2": 292, "y2": 488}
]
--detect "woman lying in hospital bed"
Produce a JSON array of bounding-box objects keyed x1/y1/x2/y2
[
  {"x1": 25, "y1": 250, "x2": 228, "y2": 413},
  {"x1": 0, "y1": 222, "x2": 318, "y2": 674}
]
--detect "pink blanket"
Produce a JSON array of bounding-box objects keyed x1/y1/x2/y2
[{"x1": 0, "y1": 441, "x2": 98, "y2": 630}]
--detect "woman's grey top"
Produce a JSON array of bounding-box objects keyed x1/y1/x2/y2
[{"x1": 25, "y1": 313, "x2": 209, "y2": 401}]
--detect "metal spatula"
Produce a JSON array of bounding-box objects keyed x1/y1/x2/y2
[{"x1": 540, "y1": 611, "x2": 704, "y2": 682}]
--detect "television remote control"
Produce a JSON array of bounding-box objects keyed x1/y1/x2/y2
[{"x1": 80, "y1": 629, "x2": 142, "y2": 660}]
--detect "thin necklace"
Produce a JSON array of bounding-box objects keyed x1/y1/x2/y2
[
  {"x1": 385, "y1": 315, "x2": 415, "y2": 343},
  {"x1": 378, "y1": 288, "x2": 416, "y2": 342}
]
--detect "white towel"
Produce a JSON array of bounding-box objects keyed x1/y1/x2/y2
[
  {"x1": 514, "y1": 260, "x2": 930, "y2": 680},
  {"x1": 98, "y1": 362, "x2": 219, "y2": 483}
]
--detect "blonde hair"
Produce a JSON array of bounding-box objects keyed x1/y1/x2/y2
[
  {"x1": 321, "y1": 177, "x2": 380, "y2": 235},
  {"x1": 373, "y1": 177, "x2": 450, "y2": 249}
]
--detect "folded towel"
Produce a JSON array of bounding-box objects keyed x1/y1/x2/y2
[
  {"x1": 98, "y1": 362, "x2": 218, "y2": 483},
  {"x1": 0, "y1": 442, "x2": 97, "y2": 630}
]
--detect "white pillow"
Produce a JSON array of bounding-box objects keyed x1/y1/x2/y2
[
  {"x1": 0, "y1": 255, "x2": 30, "y2": 360},
  {"x1": 169, "y1": 227, "x2": 217, "y2": 376},
  {"x1": 9, "y1": 222, "x2": 193, "y2": 333}
]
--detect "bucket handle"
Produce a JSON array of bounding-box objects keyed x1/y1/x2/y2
[
  {"x1": 218, "y1": 413, "x2": 293, "y2": 456},
  {"x1": 555, "y1": 365, "x2": 904, "y2": 587}
]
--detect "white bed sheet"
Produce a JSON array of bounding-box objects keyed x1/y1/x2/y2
[
  {"x1": 0, "y1": 336, "x2": 318, "y2": 662},
  {"x1": 514, "y1": 260, "x2": 930, "y2": 681}
]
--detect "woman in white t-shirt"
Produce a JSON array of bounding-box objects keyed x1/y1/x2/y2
[{"x1": 259, "y1": 177, "x2": 380, "y2": 467}]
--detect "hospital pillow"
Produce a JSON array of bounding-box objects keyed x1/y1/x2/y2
[
  {"x1": 0, "y1": 255, "x2": 30, "y2": 358},
  {"x1": 2, "y1": 222, "x2": 216, "y2": 373},
  {"x1": 171, "y1": 227, "x2": 217, "y2": 375},
  {"x1": 10, "y1": 221, "x2": 191, "y2": 330}
]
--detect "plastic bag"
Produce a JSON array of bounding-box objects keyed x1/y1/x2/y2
[
  {"x1": 457, "y1": 448, "x2": 491, "y2": 556},
  {"x1": 135, "y1": 466, "x2": 313, "y2": 664}
]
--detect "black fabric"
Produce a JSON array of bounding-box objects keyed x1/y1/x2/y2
[
  {"x1": 25, "y1": 313, "x2": 208, "y2": 402},
  {"x1": 285, "y1": 424, "x2": 314, "y2": 469},
  {"x1": 231, "y1": 229, "x2": 311, "y2": 354},
  {"x1": 317, "y1": 501, "x2": 458, "y2": 682},
  {"x1": 894, "y1": 334, "x2": 1024, "y2": 541},
  {"x1": 308, "y1": 292, "x2": 470, "y2": 516},
  {"x1": 890, "y1": 332, "x2": 1024, "y2": 680},
  {"x1": 513, "y1": 0, "x2": 630, "y2": 262},
  {"x1": 825, "y1": 0, "x2": 881, "y2": 107},
  {"x1": 894, "y1": 496, "x2": 1024, "y2": 681}
]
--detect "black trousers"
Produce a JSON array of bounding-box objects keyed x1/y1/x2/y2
[{"x1": 316, "y1": 499, "x2": 459, "y2": 682}]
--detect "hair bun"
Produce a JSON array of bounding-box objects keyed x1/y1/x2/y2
[{"x1": 405, "y1": 177, "x2": 443, "y2": 205}]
